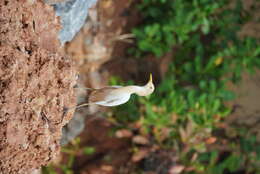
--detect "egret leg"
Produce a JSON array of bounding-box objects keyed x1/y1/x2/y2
[{"x1": 63, "y1": 103, "x2": 93, "y2": 115}]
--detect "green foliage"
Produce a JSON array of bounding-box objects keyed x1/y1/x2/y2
[
  {"x1": 83, "y1": 146, "x2": 96, "y2": 155},
  {"x1": 132, "y1": 0, "x2": 227, "y2": 57},
  {"x1": 131, "y1": 0, "x2": 254, "y2": 58},
  {"x1": 44, "y1": 0, "x2": 260, "y2": 173},
  {"x1": 42, "y1": 138, "x2": 96, "y2": 174},
  {"x1": 186, "y1": 133, "x2": 260, "y2": 174},
  {"x1": 112, "y1": 0, "x2": 260, "y2": 173},
  {"x1": 42, "y1": 166, "x2": 57, "y2": 174},
  {"x1": 195, "y1": 151, "x2": 242, "y2": 174}
]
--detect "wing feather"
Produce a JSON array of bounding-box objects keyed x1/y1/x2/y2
[{"x1": 88, "y1": 86, "x2": 119, "y2": 103}]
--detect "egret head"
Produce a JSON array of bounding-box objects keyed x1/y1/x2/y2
[{"x1": 136, "y1": 73, "x2": 155, "y2": 96}]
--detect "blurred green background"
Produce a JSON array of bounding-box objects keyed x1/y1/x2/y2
[{"x1": 44, "y1": 0, "x2": 260, "y2": 173}]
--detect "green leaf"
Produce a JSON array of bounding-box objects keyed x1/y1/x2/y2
[
  {"x1": 219, "y1": 90, "x2": 236, "y2": 100},
  {"x1": 201, "y1": 17, "x2": 210, "y2": 34},
  {"x1": 83, "y1": 147, "x2": 96, "y2": 155},
  {"x1": 212, "y1": 99, "x2": 221, "y2": 112},
  {"x1": 224, "y1": 154, "x2": 241, "y2": 172}
]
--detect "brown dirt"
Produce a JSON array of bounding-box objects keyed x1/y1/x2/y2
[
  {"x1": 226, "y1": 70, "x2": 260, "y2": 140},
  {"x1": 72, "y1": 117, "x2": 131, "y2": 174},
  {"x1": 238, "y1": 0, "x2": 260, "y2": 39},
  {"x1": 0, "y1": 0, "x2": 76, "y2": 173},
  {"x1": 223, "y1": 0, "x2": 260, "y2": 140}
]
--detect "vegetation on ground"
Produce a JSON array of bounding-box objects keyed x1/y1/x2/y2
[
  {"x1": 113, "y1": 0, "x2": 260, "y2": 173},
  {"x1": 43, "y1": 0, "x2": 260, "y2": 173}
]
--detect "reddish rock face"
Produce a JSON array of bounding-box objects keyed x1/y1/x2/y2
[
  {"x1": 45, "y1": 0, "x2": 70, "y2": 5},
  {"x1": 0, "y1": 1, "x2": 77, "y2": 173}
]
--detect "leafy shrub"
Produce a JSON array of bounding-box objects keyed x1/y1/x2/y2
[
  {"x1": 42, "y1": 138, "x2": 96, "y2": 174},
  {"x1": 112, "y1": 0, "x2": 260, "y2": 173},
  {"x1": 132, "y1": 0, "x2": 250, "y2": 57},
  {"x1": 43, "y1": 0, "x2": 260, "y2": 173}
]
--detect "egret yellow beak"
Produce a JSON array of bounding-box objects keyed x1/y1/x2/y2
[{"x1": 149, "y1": 73, "x2": 153, "y2": 83}]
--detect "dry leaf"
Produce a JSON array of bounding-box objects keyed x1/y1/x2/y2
[
  {"x1": 169, "y1": 165, "x2": 185, "y2": 174},
  {"x1": 151, "y1": 144, "x2": 160, "y2": 152},
  {"x1": 159, "y1": 127, "x2": 171, "y2": 142},
  {"x1": 132, "y1": 135, "x2": 149, "y2": 145},
  {"x1": 171, "y1": 113, "x2": 178, "y2": 124},
  {"x1": 191, "y1": 153, "x2": 198, "y2": 162},
  {"x1": 185, "y1": 166, "x2": 195, "y2": 172},
  {"x1": 179, "y1": 127, "x2": 187, "y2": 143},
  {"x1": 101, "y1": 165, "x2": 113, "y2": 172},
  {"x1": 115, "y1": 129, "x2": 133, "y2": 138},
  {"x1": 205, "y1": 137, "x2": 217, "y2": 144},
  {"x1": 131, "y1": 149, "x2": 149, "y2": 162}
]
